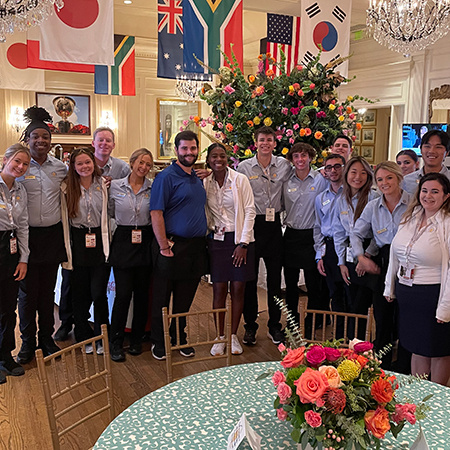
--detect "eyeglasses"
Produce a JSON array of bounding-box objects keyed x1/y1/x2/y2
[{"x1": 324, "y1": 163, "x2": 344, "y2": 172}]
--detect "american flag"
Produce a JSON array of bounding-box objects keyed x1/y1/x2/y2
[{"x1": 265, "y1": 13, "x2": 301, "y2": 76}]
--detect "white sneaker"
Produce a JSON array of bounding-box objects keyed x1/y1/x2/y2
[
  {"x1": 96, "y1": 343, "x2": 104, "y2": 355},
  {"x1": 231, "y1": 334, "x2": 243, "y2": 355},
  {"x1": 210, "y1": 336, "x2": 226, "y2": 356},
  {"x1": 85, "y1": 344, "x2": 94, "y2": 354}
]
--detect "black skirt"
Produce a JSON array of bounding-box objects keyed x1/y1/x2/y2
[
  {"x1": 28, "y1": 222, "x2": 67, "y2": 265},
  {"x1": 207, "y1": 232, "x2": 255, "y2": 283},
  {"x1": 71, "y1": 226, "x2": 105, "y2": 267},
  {"x1": 395, "y1": 280, "x2": 450, "y2": 358},
  {"x1": 109, "y1": 225, "x2": 153, "y2": 268}
]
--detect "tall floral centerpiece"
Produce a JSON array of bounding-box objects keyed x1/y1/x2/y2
[{"x1": 181, "y1": 50, "x2": 373, "y2": 166}]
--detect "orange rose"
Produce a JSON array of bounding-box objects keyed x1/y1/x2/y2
[
  {"x1": 356, "y1": 354, "x2": 369, "y2": 368},
  {"x1": 364, "y1": 407, "x2": 390, "y2": 439},
  {"x1": 226, "y1": 123, "x2": 233, "y2": 132},
  {"x1": 371, "y1": 378, "x2": 394, "y2": 404},
  {"x1": 346, "y1": 106, "x2": 352, "y2": 113},
  {"x1": 299, "y1": 128, "x2": 306, "y2": 137},
  {"x1": 194, "y1": 116, "x2": 200, "y2": 124},
  {"x1": 247, "y1": 120, "x2": 254, "y2": 127},
  {"x1": 294, "y1": 368, "x2": 329, "y2": 404},
  {"x1": 249, "y1": 75, "x2": 256, "y2": 83},
  {"x1": 318, "y1": 365, "x2": 342, "y2": 388},
  {"x1": 281, "y1": 347, "x2": 305, "y2": 368},
  {"x1": 314, "y1": 131, "x2": 323, "y2": 140},
  {"x1": 356, "y1": 122, "x2": 362, "y2": 130}
]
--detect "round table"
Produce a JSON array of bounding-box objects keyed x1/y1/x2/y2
[{"x1": 94, "y1": 361, "x2": 450, "y2": 449}]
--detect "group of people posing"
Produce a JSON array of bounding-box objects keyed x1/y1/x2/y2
[{"x1": 1, "y1": 107, "x2": 450, "y2": 387}]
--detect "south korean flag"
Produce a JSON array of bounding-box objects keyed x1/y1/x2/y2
[{"x1": 299, "y1": 0, "x2": 352, "y2": 77}]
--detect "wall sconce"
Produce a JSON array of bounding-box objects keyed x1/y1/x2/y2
[
  {"x1": 99, "y1": 110, "x2": 117, "y2": 129},
  {"x1": 9, "y1": 106, "x2": 25, "y2": 133}
]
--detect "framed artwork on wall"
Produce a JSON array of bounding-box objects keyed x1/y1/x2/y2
[
  {"x1": 353, "y1": 145, "x2": 361, "y2": 156},
  {"x1": 361, "y1": 145, "x2": 374, "y2": 161},
  {"x1": 36, "y1": 93, "x2": 91, "y2": 135},
  {"x1": 362, "y1": 128, "x2": 376, "y2": 145},
  {"x1": 363, "y1": 109, "x2": 377, "y2": 126},
  {"x1": 354, "y1": 128, "x2": 361, "y2": 144}
]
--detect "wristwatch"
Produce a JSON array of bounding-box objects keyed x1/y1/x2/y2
[{"x1": 239, "y1": 243, "x2": 248, "y2": 249}]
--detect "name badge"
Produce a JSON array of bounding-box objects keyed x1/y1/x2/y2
[
  {"x1": 116, "y1": 192, "x2": 126, "y2": 197},
  {"x1": 131, "y1": 229, "x2": 142, "y2": 244},
  {"x1": 376, "y1": 228, "x2": 387, "y2": 234},
  {"x1": 85, "y1": 233, "x2": 96, "y2": 248},
  {"x1": 322, "y1": 199, "x2": 331, "y2": 206},
  {"x1": 214, "y1": 226, "x2": 225, "y2": 241},
  {"x1": 288, "y1": 188, "x2": 297, "y2": 193},
  {"x1": 0, "y1": 204, "x2": 5, "y2": 209},
  {"x1": 346, "y1": 246, "x2": 354, "y2": 263},
  {"x1": 265, "y1": 207, "x2": 275, "y2": 222},
  {"x1": 399, "y1": 263, "x2": 414, "y2": 287},
  {"x1": 249, "y1": 175, "x2": 258, "y2": 180},
  {"x1": 10, "y1": 237, "x2": 17, "y2": 255},
  {"x1": 341, "y1": 211, "x2": 349, "y2": 215},
  {"x1": 25, "y1": 175, "x2": 36, "y2": 180}
]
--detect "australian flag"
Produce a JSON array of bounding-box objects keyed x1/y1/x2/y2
[{"x1": 157, "y1": 0, "x2": 183, "y2": 79}]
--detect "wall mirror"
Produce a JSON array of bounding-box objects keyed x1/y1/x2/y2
[{"x1": 157, "y1": 99, "x2": 200, "y2": 159}]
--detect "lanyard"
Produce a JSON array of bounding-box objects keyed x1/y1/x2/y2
[
  {"x1": 0, "y1": 184, "x2": 15, "y2": 230},
  {"x1": 405, "y1": 212, "x2": 430, "y2": 264},
  {"x1": 127, "y1": 187, "x2": 146, "y2": 228},
  {"x1": 82, "y1": 186, "x2": 93, "y2": 233},
  {"x1": 259, "y1": 163, "x2": 274, "y2": 208}
]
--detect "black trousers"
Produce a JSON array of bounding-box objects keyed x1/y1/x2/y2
[
  {"x1": 71, "y1": 264, "x2": 110, "y2": 342},
  {"x1": 59, "y1": 268, "x2": 73, "y2": 324},
  {"x1": 110, "y1": 265, "x2": 151, "y2": 345},
  {"x1": 243, "y1": 214, "x2": 283, "y2": 333},
  {"x1": 0, "y1": 265, "x2": 19, "y2": 355},
  {"x1": 283, "y1": 228, "x2": 329, "y2": 326},
  {"x1": 18, "y1": 263, "x2": 59, "y2": 345}
]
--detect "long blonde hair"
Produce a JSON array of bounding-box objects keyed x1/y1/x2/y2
[{"x1": 1, "y1": 144, "x2": 31, "y2": 172}]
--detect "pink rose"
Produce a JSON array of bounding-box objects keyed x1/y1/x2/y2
[
  {"x1": 304, "y1": 410, "x2": 322, "y2": 428},
  {"x1": 354, "y1": 342, "x2": 374, "y2": 353},
  {"x1": 293, "y1": 123, "x2": 300, "y2": 130},
  {"x1": 223, "y1": 84, "x2": 235, "y2": 94},
  {"x1": 272, "y1": 370, "x2": 286, "y2": 387},
  {"x1": 277, "y1": 408, "x2": 288, "y2": 421},
  {"x1": 281, "y1": 107, "x2": 288, "y2": 115},
  {"x1": 392, "y1": 404, "x2": 416, "y2": 425},
  {"x1": 324, "y1": 347, "x2": 341, "y2": 362},
  {"x1": 294, "y1": 368, "x2": 329, "y2": 404},
  {"x1": 286, "y1": 129, "x2": 293, "y2": 137},
  {"x1": 277, "y1": 382, "x2": 292, "y2": 404},
  {"x1": 306, "y1": 345, "x2": 326, "y2": 366},
  {"x1": 289, "y1": 137, "x2": 295, "y2": 144},
  {"x1": 278, "y1": 343, "x2": 286, "y2": 352},
  {"x1": 318, "y1": 365, "x2": 342, "y2": 388},
  {"x1": 281, "y1": 347, "x2": 305, "y2": 368}
]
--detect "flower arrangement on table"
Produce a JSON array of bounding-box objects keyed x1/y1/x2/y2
[
  {"x1": 267, "y1": 336, "x2": 430, "y2": 450},
  {"x1": 181, "y1": 49, "x2": 374, "y2": 166}
]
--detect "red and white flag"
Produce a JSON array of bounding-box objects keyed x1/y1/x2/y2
[
  {"x1": 38, "y1": 0, "x2": 114, "y2": 66},
  {"x1": 0, "y1": 33, "x2": 44, "y2": 91},
  {"x1": 299, "y1": 0, "x2": 352, "y2": 77}
]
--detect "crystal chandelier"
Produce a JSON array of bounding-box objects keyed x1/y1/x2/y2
[
  {"x1": 175, "y1": 73, "x2": 213, "y2": 102},
  {"x1": 367, "y1": 0, "x2": 450, "y2": 55},
  {"x1": 0, "y1": 0, "x2": 64, "y2": 43}
]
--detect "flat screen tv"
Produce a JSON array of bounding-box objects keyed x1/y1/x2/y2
[{"x1": 402, "y1": 123, "x2": 448, "y2": 155}]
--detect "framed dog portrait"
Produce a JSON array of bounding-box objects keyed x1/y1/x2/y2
[{"x1": 36, "y1": 92, "x2": 91, "y2": 135}]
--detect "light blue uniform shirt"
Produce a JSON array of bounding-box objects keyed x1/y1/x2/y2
[
  {"x1": 350, "y1": 190, "x2": 411, "y2": 257},
  {"x1": 283, "y1": 168, "x2": 328, "y2": 229},
  {"x1": 403, "y1": 165, "x2": 450, "y2": 194},
  {"x1": 99, "y1": 156, "x2": 131, "y2": 180},
  {"x1": 70, "y1": 178, "x2": 103, "y2": 229},
  {"x1": 18, "y1": 155, "x2": 67, "y2": 227},
  {"x1": 332, "y1": 191, "x2": 379, "y2": 266},
  {"x1": 0, "y1": 178, "x2": 29, "y2": 263},
  {"x1": 314, "y1": 184, "x2": 343, "y2": 260},
  {"x1": 109, "y1": 176, "x2": 152, "y2": 227},
  {"x1": 237, "y1": 155, "x2": 291, "y2": 215}
]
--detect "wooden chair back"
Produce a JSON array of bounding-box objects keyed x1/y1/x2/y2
[
  {"x1": 298, "y1": 298, "x2": 374, "y2": 346},
  {"x1": 162, "y1": 298, "x2": 232, "y2": 383},
  {"x1": 35, "y1": 324, "x2": 115, "y2": 450}
]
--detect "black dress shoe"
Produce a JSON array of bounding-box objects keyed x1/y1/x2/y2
[
  {"x1": 39, "y1": 338, "x2": 61, "y2": 357},
  {"x1": 17, "y1": 342, "x2": 36, "y2": 365},
  {"x1": 110, "y1": 342, "x2": 126, "y2": 362},
  {"x1": 54, "y1": 321, "x2": 73, "y2": 341},
  {"x1": 128, "y1": 342, "x2": 142, "y2": 356},
  {"x1": 0, "y1": 372, "x2": 6, "y2": 384},
  {"x1": 0, "y1": 355, "x2": 25, "y2": 376}
]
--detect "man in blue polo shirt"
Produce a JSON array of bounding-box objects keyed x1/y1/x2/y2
[{"x1": 150, "y1": 130, "x2": 208, "y2": 360}]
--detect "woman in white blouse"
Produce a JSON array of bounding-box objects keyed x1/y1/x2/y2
[
  {"x1": 385, "y1": 173, "x2": 450, "y2": 385},
  {"x1": 204, "y1": 144, "x2": 256, "y2": 356}
]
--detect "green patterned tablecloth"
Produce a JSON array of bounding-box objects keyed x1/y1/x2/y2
[{"x1": 94, "y1": 361, "x2": 450, "y2": 449}]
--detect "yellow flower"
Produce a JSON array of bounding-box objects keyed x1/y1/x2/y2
[
  {"x1": 281, "y1": 147, "x2": 289, "y2": 155},
  {"x1": 328, "y1": 104, "x2": 336, "y2": 110},
  {"x1": 312, "y1": 158, "x2": 317, "y2": 164},
  {"x1": 235, "y1": 101, "x2": 242, "y2": 108},
  {"x1": 244, "y1": 149, "x2": 253, "y2": 156},
  {"x1": 249, "y1": 75, "x2": 256, "y2": 83},
  {"x1": 253, "y1": 116, "x2": 261, "y2": 125},
  {"x1": 337, "y1": 360, "x2": 361, "y2": 381},
  {"x1": 321, "y1": 150, "x2": 328, "y2": 157},
  {"x1": 289, "y1": 85, "x2": 294, "y2": 92},
  {"x1": 317, "y1": 158, "x2": 323, "y2": 163},
  {"x1": 338, "y1": 115, "x2": 345, "y2": 122},
  {"x1": 347, "y1": 95, "x2": 354, "y2": 101},
  {"x1": 313, "y1": 100, "x2": 318, "y2": 107},
  {"x1": 264, "y1": 117, "x2": 273, "y2": 126}
]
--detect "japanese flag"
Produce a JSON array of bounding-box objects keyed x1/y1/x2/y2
[
  {"x1": 0, "y1": 33, "x2": 44, "y2": 91},
  {"x1": 299, "y1": 0, "x2": 352, "y2": 77},
  {"x1": 38, "y1": 0, "x2": 114, "y2": 66}
]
